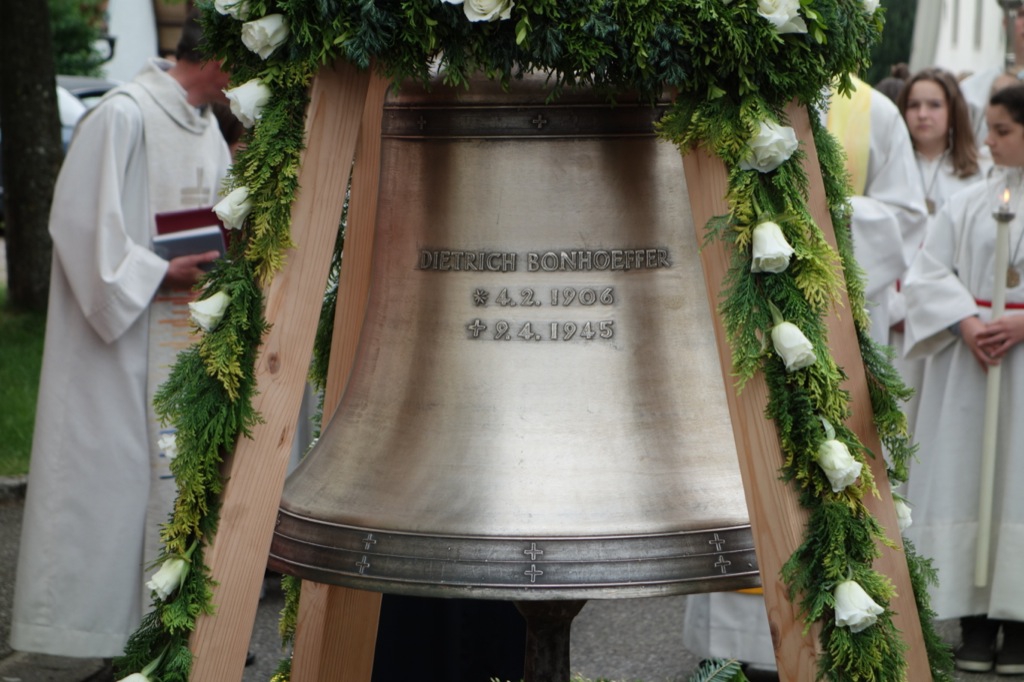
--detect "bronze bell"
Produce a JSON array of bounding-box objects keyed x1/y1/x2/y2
[{"x1": 268, "y1": 74, "x2": 758, "y2": 600}]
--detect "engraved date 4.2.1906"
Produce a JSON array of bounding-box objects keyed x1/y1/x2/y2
[{"x1": 473, "y1": 287, "x2": 615, "y2": 308}]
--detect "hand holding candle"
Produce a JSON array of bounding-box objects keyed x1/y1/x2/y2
[{"x1": 976, "y1": 184, "x2": 1014, "y2": 587}]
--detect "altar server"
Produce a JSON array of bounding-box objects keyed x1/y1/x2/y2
[
  {"x1": 892, "y1": 68, "x2": 987, "y2": 430},
  {"x1": 958, "y1": 0, "x2": 1024, "y2": 154},
  {"x1": 901, "y1": 83, "x2": 1024, "y2": 676}
]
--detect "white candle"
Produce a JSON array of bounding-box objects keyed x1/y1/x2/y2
[{"x1": 976, "y1": 187, "x2": 1012, "y2": 587}]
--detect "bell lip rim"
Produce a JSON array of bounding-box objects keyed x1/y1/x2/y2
[
  {"x1": 266, "y1": 552, "x2": 762, "y2": 601},
  {"x1": 269, "y1": 514, "x2": 759, "y2": 599}
]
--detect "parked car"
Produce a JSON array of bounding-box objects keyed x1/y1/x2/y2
[
  {"x1": 0, "y1": 75, "x2": 118, "y2": 223},
  {"x1": 56, "y1": 74, "x2": 119, "y2": 110}
]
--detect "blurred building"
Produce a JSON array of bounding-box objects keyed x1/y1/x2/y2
[{"x1": 911, "y1": 1, "x2": 1009, "y2": 79}]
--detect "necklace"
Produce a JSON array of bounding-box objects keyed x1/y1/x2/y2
[{"x1": 916, "y1": 150, "x2": 948, "y2": 215}]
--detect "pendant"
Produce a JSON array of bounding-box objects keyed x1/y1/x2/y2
[
  {"x1": 926, "y1": 198, "x2": 936, "y2": 215},
  {"x1": 1008, "y1": 266, "x2": 1021, "y2": 288}
]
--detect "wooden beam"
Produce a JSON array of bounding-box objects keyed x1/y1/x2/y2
[
  {"x1": 289, "y1": 70, "x2": 391, "y2": 682},
  {"x1": 682, "y1": 103, "x2": 930, "y2": 680},
  {"x1": 188, "y1": 60, "x2": 371, "y2": 682},
  {"x1": 790, "y1": 104, "x2": 931, "y2": 679}
]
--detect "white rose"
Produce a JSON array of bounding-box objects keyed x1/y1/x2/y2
[
  {"x1": 117, "y1": 675, "x2": 151, "y2": 682},
  {"x1": 771, "y1": 321, "x2": 816, "y2": 371},
  {"x1": 146, "y1": 556, "x2": 190, "y2": 601},
  {"x1": 189, "y1": 290, "x2": 231, "y2": 332},
  {"x1": 442, "y1": 0, "x2": 514, "y2": 22},
  {"x1": 751, "y1": 221, "x2": 795, "y2": 273},
  {"x1": 157, "y1": 432, "x2": 178, "y2": 460},
  {"x1": 740, "y1": 120, "x2": 799, "y2": 173},
  {"x1": 894, "y1": 498, "x2": 913, "y2": 532},
  {"x1": 816, "y1": 439, "x2": 863, "y2": 492},
  {"x1": 214, "y1": 186, "x2": 253, "y2": 230},
  {"x1": 225, "y1": 79, "x2": 271, "y2": 129},
  {"x1": 241, "y1": 14, "x2": 290, "y2": 60},
  {"x1": 214, "y1": 0, "x2": 251, "y2": 20},
  {"x1": 834, "y1": 580, "x2": 884, "y2": 633},
  {"x1": 862, "y1": 0, "x2": 879, "y2": 13},
  {"x1": 757, "y1": 0, "x2": 808, "y2": 35}
]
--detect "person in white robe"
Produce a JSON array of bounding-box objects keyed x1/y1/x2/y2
[
  {"x1": 891, "y1": 68, "x2": 988, "y2": 432},
  {"x1": 682, "y1": 77, "x2": 928, "y2": 673},
  {"x1": 9, "y1": 16, "x2": 232, "y2": 657},
  {"x1": 959, "y1": 1, "x2": 1024, "y2": 156},
  {"x1": 834, "y1": 77, "x2": 929, "y2": 347},
  {"x1": 901, "y1": 83, "x2": 1024, "y2": 676}
]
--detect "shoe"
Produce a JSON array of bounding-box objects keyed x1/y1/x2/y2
[
  {"x1": 246, "y1": 650, "x2": 256, "y2": 667},
  {"x1": 956, "y1": 615, "x2": 1000, "y2": 672},
  {"x1": 997, "y1": 620, "x2": 1024, "y2": 675}
]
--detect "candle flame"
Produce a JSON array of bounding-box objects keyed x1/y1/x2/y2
[{"x1": 1005, "y1": 188, "x2": 1012, "y2": 205}]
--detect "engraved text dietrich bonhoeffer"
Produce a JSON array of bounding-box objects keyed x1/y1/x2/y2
[{"x1": 418, "y1": 248, "x2": 672, "y2": 273}]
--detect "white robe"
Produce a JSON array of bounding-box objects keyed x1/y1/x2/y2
[
  {"x1": 683, "y1": 86, "x2": 928, "y2": 669},
  {"x1": 10, "y1": 59, "x2": 230, "y2": 657},
  {"x1": 960, "y1": 67, "x2": 1001, "y2": 156},
  {"x1": 890, "y1": 154, "x2": 988, "y2": 433},
  {"x1": 901, "y1": 171, "x2": 1024, "y2": 621},
  {"x1": 848, "y1": 90, "x2": 929, "y2": 346}
]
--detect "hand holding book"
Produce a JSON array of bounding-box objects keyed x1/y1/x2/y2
[
  {"x1": 162, "y1": 250, "x2": 222, "y2": 290},
  {"x1": 154, "y1": 207, "x2": 229, "y2": 287}
]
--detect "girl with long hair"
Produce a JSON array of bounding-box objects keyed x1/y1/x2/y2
[
  {"x1": 890, "y1": 69, "x2": 989, "y2": 432},
  {"x1": 896, "y1": 67, "x2": 985, "y2": 217}
]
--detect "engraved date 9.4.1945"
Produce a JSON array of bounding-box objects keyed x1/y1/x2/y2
[{"x1": 466, "y1": 319, "x2": 615, "y2": 342}]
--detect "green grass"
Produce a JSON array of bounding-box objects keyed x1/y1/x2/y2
[{"x1": 0, "y1": 285, "x2": 46, "y2": 476}]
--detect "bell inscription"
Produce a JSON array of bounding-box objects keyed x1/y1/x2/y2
[
  {"x1": 421, "y1": 246, "x2": 674, "y2": 344},
  {"x1": 418, "y1": 247, "x2": 673, "y2": 272}
]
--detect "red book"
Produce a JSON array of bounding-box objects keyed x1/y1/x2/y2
[
  {"x1": 153, "y1": 207, "x2": 228, "y2": 267},
  {"x1": 155, "y1": 206, "x2": 230, "y2": 240}
]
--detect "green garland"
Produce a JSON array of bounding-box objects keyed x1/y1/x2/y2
[{"x1": 116, "y1": 1, "x2": 953, "y2": 681}]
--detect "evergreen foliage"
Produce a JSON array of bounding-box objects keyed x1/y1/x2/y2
[
  {"x1": 864, "y1": 0, "x2": 916, "y2": 85},
  {"x1": 688, "y1": 658, "x2": 748, "y2": 682},
  {"x1": 118, "y1": 2, "x2": 953, "y2": 681},
  {"x1": 49, "y1": 0, "x2": 106, "y2": 76}
]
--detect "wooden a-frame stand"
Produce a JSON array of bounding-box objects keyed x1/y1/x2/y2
[{"x1": 186, "y1": 61, "x2": 933, "y2": 681}]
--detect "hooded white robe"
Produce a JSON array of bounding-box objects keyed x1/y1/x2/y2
[
  {"x1": 901, "y1": 171, "x2": 1024, "y2": 621},
  {"x1": 10, "y1": 58, "x2": 230, "y2": 657}
]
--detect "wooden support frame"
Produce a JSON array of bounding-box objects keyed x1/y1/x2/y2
[
  {"x1": 683, "y1": 103, "x2": 931, "y2": 680},
  {"x1": 288, "y1": 71, "x2": 392, "y2": 682},
  {"x1": 189, "y1": 61, "x2": 371, "y2": 681},
  {"x1": 189, "y1": 67, "x2": 932, "y2": 682}
]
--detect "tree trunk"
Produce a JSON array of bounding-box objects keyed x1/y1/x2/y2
[{"x1": 0, "y1": 0, "x2": 62, "y2": 311}]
